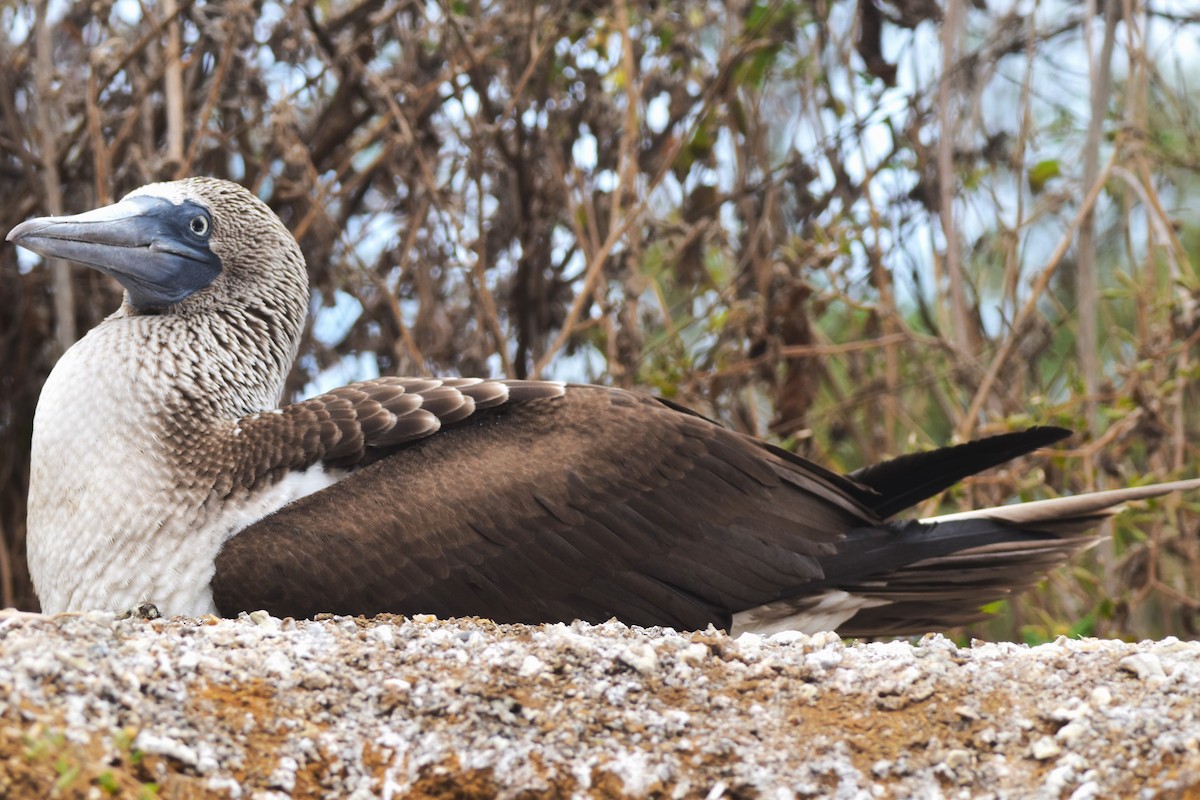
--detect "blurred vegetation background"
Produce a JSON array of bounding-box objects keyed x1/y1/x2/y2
[{"x1": 0, "y1": 0, "x2": 1197, "y2": 641}]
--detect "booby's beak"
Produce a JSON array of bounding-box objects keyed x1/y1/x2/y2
[{"x1": 7, "y1": 195, "x2": 222, "y2": 310}]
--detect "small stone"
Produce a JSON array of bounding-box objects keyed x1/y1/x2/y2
[
  {"x1": 954, "y1": 704, "x2": 980, "y2": 721},
  {"x1": 1048, "y1": 701, "x2": 1090, "y2": 722},
  {"x1": 735, "y1": 632, "x2": 763, "y2": 648},
  {"x1": 300, "y1": 668, "x2": 332, "y2": 689},
  {"x1": 767, "y1": 630, "x2": 809, "y2": 646},
  {"x1": 809, "y1": 631, "x2": 841, "y2": 648},
  {"x1": 944, "y1": 749, "x2": 972, "y2": 769},
  {"x1": 795, "y1": 683, "x2": 818, "y2": 703},
  {"x1": 1151, "y1": 637, "x2": 1189, "y2": 654},
  {"x1": 907, "y1": 682, "x2": 935, "y2": 702},
  {"x1": 1031, "y1": 736, "x2": 1062, "y2": 760},
  {"x1": 206, "y1": 778, "x2": 243, "y2": 797},
  {"x1": 1119, "y1": 653, "x2": 1165, "y2": 680},
  {"x1": 1090, "y1": 686, "x2": 1112, "y2": 707},
  {"x1": 619, "y1": 642, "x2": 659, "y2": 674},
  {"x1": 1068, "y1": 782, "x2": 1101, "y2": 800},
  {"x1": 679, "y1": 643, "x2": 710, "y2": 665},
  {"x1": 24, "y1": 656, "x2": 58, "y2": 678},
  {"x1": 134, "y1": 732, "x2": 199, "y2": 767},
  {"x1": 518, "y1": 655, "x2": 545, "y2": 678},
  {"x1": 262, "y1": 650, "x2": 292, "y2": 677},
  {"x1": 249, "y1": 610, "x2": 280, "y2": 631},
  {"x1": 1056, "y1": 721, "x2": 1089, "y2": 746},
  {"x1": 268, "y1": 756, "x2": 299, "y2": 792},
  {"x1": 806, "y1": 648, "x2": 843, "y2": 670},
  {"x1": 368, "y1": 625, "x2": 395, "y2": 646},
  {"x1": 380, "y1": 678, "x2": 411, "y2": 711}
]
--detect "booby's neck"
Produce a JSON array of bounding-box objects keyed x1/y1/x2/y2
[
  {"x1": 27, "y1": 300, "x2": 305, "y2": 615},
  {"x1": 102, "y1": 302, "x2": 298, "y2": 417}
]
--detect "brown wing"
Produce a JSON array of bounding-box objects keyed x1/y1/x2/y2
[
  {"x1": 212, "y1": 384, "x2": 872, "y2": 629},
  {"x1": 228, "y1": 378, "x2": 563, "y2": 480}
]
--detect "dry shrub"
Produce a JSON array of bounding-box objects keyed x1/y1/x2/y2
[{"x1": 0, "y1": 0, "x2": 1196, "y2": 639}]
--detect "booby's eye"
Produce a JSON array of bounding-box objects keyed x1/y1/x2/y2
[{"x1": 189, "y1": 214, "x2": 210, "y2": 238}]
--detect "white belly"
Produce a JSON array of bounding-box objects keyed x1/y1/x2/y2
[{"x1": 27, "y1": 330, "x2": 339, "y2": 615}]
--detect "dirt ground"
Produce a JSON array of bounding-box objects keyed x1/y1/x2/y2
[{"x1": 0, "y1": 609, "x2": 1197, "y2": 798}]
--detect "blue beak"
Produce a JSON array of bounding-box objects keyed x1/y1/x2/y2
[{"x1": 7, "y1": 195, "x2": 222, "y2": 310}]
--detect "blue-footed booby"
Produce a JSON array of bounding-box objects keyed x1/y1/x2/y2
[{"x1": 9, "y1": 177, "x2": 1199, "y2": 635}]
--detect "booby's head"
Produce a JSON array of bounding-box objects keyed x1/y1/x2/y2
[{"x1": 6, "y1": 177, "x2": 308, "y2": 321}]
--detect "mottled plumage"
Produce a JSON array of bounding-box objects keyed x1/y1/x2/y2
[{"x1": 10, "y1": 178, "x2": 1198, "y2": 635}]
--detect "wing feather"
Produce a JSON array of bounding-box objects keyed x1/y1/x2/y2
[
  {"x1": 214, "y1": 382, "x2": 1193, "y2": 635},
  {"x1": 213, "y1": 385, "x2": 865, "y2": 628}
]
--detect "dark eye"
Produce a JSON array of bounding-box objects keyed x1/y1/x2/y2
[{"x1": 189, "y1": 215, "x2": 210, "y2": 237}]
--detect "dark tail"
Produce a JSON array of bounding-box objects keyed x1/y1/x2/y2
[
  {"x1": 848, "y1": 426, "x2": 1072, "y2": 518},
  {"x1": 738, "y1": 479, "x2": 1200, "y2": 637}
]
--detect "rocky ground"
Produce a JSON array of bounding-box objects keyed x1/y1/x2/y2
[{"x1": 0, "y1": 609, "x2": 1196, "y2": 798}]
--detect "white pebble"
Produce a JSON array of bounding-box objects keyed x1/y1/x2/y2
[
  {"x1": 1056, "y1": 721, "x2": 1089, "y2": 746},
  {"x1": 1031, "y1": 736, "x2": 1062, "y2": 760},
  {"x1": 954, "y1": 704, "x2": 981, "y2": 721},
  {"x1": 1119, "y1": 653, "x2": 1165, "y2": 681},
  {"x1": 248, "y1": 610, "x2": 280, "y2": 631},
  {"x1": 1049, "y1": 700, "x2": 1091, "y2": 722},
  {"x1": 262, "y1": 650, "x2": 293, "y2": 677},
  {"x1": 268, "y1": 756, "x2": 299, "y2": 791},
  {"x1": 619, "y1": 642, "x2": 659, "y2": 674},
  {"x1": 134, "y1": 732, "x2": 199, "y2": 767},
  {"x1": 679, "y1": 643, "x2": 710, "y2": 665},
  {"x1": 518, "y1": 655, "x2": 545, "y2": 678},
  {"x1": 1068, "y1": 782, "x2": 1101, "y2": 800},
  {"x1": 369, "y1": 625, "x2": 395, "y2": 646}
]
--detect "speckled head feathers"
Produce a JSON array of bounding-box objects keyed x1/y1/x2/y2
[
  {"x1": 123, "y1": 178, "x2": 310, "y2": 319},
  {"x1": 7, "y1": 176, "x2": 314, "y2": 418}
]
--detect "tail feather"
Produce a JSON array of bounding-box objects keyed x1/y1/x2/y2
[
  {"x1": 737, "y1": 478, "x2": 1200, "y2": 637},
  {"x1": 827, "y1": 532, "x2": 1098, "y2": 637},
  {"x1": 922, "y1": 478, "x2": 1200, "y2": 532},
  {"x1": 848, "y1": 426, "x2": 1072, "y2": 518}
]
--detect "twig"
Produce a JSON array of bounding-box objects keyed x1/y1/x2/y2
[
  {"x1": 33, "y1": 0, "x2": 74, "y2": 352},
  {"x1": 1076, "y1": 0, "x2": 1120, "y2": 437},
  {"x1": 956, "y1": 147, "x2": 1119, "y2": 441},
  {"x1": 178, "y1": 24, "x2": 237, "y2": 177},
  {"x1": 469, "y1": 167, "x2": 512, "y2": 376},
  {"x1": 530, "y1": 28, "x2": 779, "y2": 376},
  {"x1": 937, "y1": 0, "x2": 974, "y2": 356},
  {"x1": 85, "y1": 73, "x2": 112, "y2": 203},
  {"x1": 163, "y1": 0, "x2": 186, "y2": 165}
]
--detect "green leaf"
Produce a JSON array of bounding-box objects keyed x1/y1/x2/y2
[
  {"x1": 98, "y1": 771, "x2": 121, "y2": 795},
  {"x1": 1027, "y1": 159, "x2": 1062, "y2": 193},
  {"x1": 1067, "y1": 611, "x2": 1096, "y2": 639},
  {"x1": 732, "y1": 45, "x2": 782, "y2": 89},
  {"x1": 53, "y1": 757, "x2": 80, "y2": 790},
  {"x1": 979, "y1": 600, "x2": 1006, "y2": 615}
]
